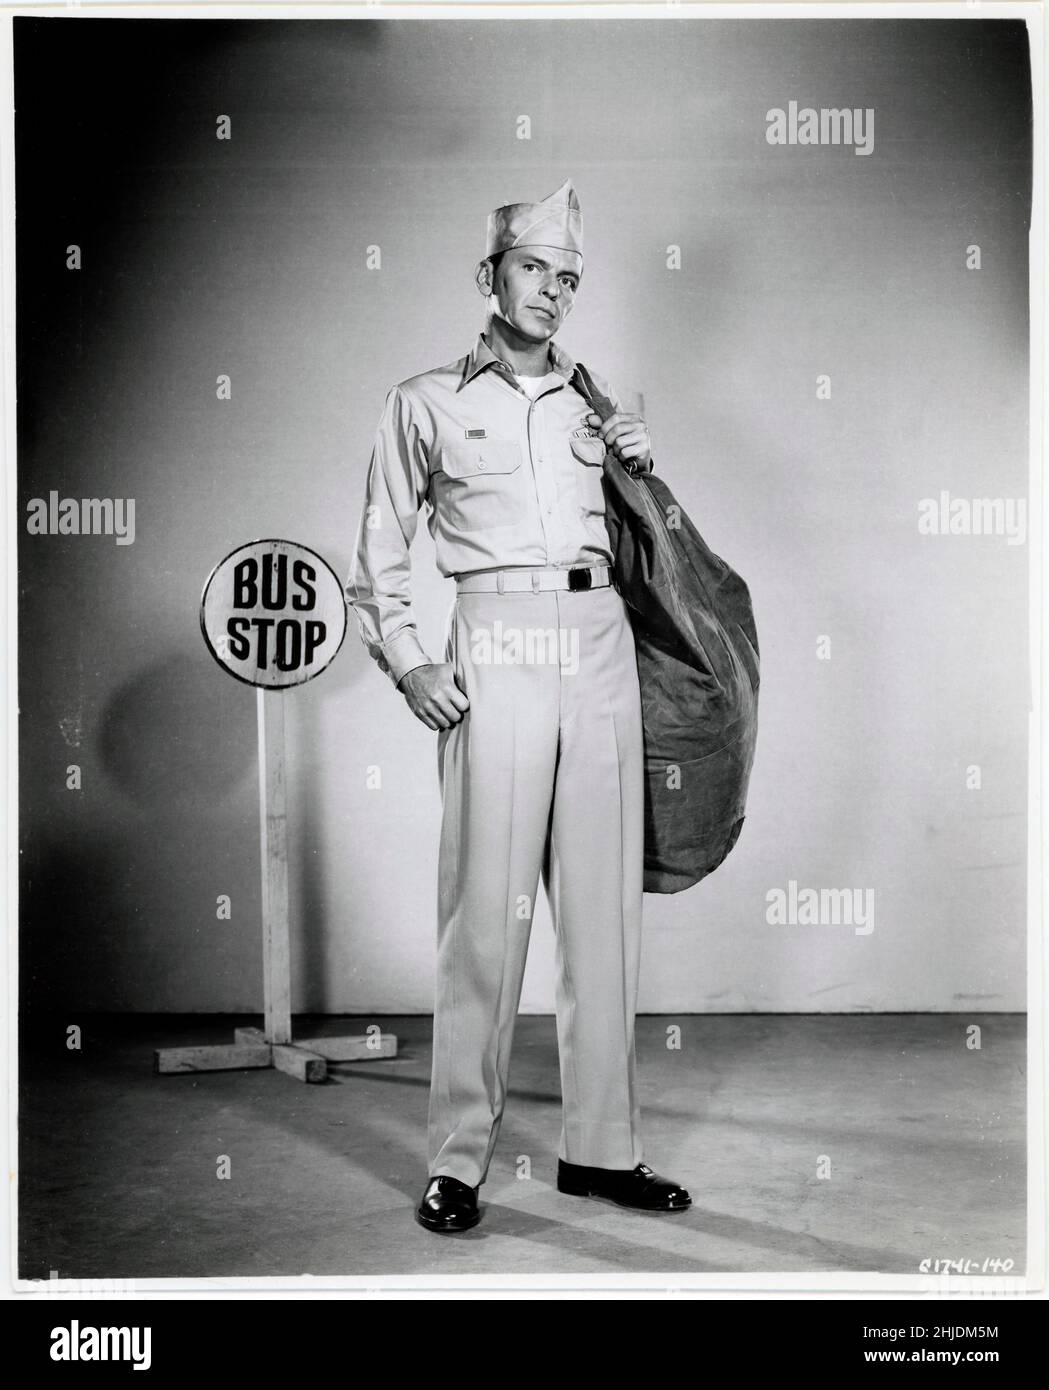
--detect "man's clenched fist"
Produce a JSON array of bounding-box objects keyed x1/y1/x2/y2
[
  {"x1": 397, "y1": 662, "x2": 470, "y2": 730},
  {"x1": 586, "y1": 410, "x2": 652, "y2": 472}
]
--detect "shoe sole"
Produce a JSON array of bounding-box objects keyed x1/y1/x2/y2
[
  {"x1": 414, "y1": 1209, "x2": 481, "y2": 1233},
  {"x1": 557, "y1": 1184, "x2": 691, "y2": 1212}
]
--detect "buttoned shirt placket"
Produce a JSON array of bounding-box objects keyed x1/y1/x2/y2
[{"x1": 484, "y1": 364, "x2": 569, "y2": 563}]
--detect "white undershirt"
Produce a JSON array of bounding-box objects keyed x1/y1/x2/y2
[{"x1": 513, "y1": 370, "x2": 563, "y2": 399}]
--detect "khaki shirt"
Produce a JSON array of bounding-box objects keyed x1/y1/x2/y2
[{"x1": 346, "y1": 331, "x2": 650, "y2": 686}]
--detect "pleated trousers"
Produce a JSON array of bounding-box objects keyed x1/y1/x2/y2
[{"x1": 428, "y1": 582, "x2": 646, "y2": 1188}]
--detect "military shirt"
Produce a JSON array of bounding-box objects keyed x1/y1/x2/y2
[{"x1": 345, "y1": 330, "x2": 651, "y2": 687}]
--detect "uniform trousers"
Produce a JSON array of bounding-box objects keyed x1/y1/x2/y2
[{"x1": 428, "y1": 581, "x2": 646, "y2": 1189}]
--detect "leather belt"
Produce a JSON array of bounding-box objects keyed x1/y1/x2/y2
[{"x1": 455, "y1": 564, "x2": 611, "y2": 595}]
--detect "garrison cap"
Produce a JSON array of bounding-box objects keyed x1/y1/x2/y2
[{"x1": 485, "y1": 178, "x2": 583, "y2": 259}]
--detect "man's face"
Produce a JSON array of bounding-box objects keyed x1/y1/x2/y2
[{"x1": 484, "y1": 246, "x2": 583, "y2": 341}]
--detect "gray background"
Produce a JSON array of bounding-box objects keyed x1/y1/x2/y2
[{"x1": 17, "y1": 17, "x2": 1032, "y2": 1013}]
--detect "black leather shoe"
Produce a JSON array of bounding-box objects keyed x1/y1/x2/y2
[
  {"x1": 415, "y1": 1175, "x2": 480, "y2": 1232},
  {"x1": 557, "y1": 1159, "x2": 691, "y2": 1211}
]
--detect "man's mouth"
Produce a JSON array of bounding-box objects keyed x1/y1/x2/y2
[{"x1": 529, "y1": 306, "x2": 555, "y2": 321}]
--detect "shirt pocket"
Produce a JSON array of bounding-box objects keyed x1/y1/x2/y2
[
  {"x1": 569, "y1": 434, "x2": 607, "y2": 514},
  {"x1": 437, "y1": 439, "x2": 527, "y2": 532}
]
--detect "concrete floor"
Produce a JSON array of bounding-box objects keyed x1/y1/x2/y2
[{"x1": 19, "y1": 1013, "x2": 1025, "y2": 1280}]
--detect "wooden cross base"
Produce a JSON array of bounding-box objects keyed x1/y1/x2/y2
[
  {"x1": 155, "y1": 692, "x2": 397, "y2": 1085},
  {"x1": 154, "y1": 1025, "x2": 398, "y2": 1084}
]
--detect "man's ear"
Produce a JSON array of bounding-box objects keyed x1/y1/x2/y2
[{"x1": 475, "y1": 258, "x2": 495, "y2": 296}]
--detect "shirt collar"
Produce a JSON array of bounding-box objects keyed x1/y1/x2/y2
[{"x1": 458, "y1": 330, "x2": 577, "y2": 391}]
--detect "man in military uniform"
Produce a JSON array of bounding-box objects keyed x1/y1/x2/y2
[{"x1": 347, "y1": 180, "x2": 690, "y2": 1232}]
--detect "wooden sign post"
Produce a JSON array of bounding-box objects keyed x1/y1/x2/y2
[{"x1": 155, "y1": 538, "x2": 396, "y2": 1083}]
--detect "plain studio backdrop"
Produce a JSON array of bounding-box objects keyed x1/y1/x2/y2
[{"x1": 16, "y1": 16, "x2": 1031, "y2": 1017}]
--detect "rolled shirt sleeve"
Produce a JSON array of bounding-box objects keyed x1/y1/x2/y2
[{"x1": 346, "y1": 385, "x2": 434, "y2": 688}]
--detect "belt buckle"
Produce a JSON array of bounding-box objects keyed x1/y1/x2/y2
[{"x1": 567, "y1": 568, "x2": 592, "y2": 592}]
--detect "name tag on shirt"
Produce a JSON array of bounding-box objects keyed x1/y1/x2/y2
[{"x1": 465, "y1": 428, "x2": 486, "y2": 439}]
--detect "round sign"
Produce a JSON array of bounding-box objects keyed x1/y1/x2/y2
[{"x1": 200, "y1": 538, "x2": 347, "y2": 688}]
